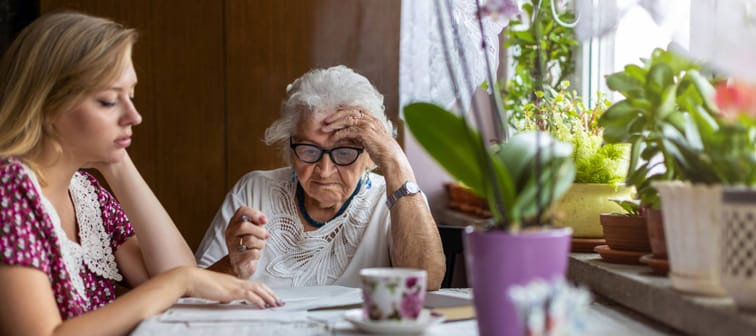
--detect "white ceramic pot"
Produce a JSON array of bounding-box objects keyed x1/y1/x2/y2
[
  {"x1": 653, "y1": 181, "x2": 726, "y2": 296},
  {"x1": 720, "y1": 188, "x2": 756, "y2": 308}
]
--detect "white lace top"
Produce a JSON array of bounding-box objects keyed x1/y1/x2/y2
[
  {"x1": 27, "y1": 168, "x2": 124, "y2": 300},
  {"x1": 195, "y1": 168, "x2": 392, "y2": 288},
  {"x1": 0, "y1": 158, "x2": 132, "y2": 319}
]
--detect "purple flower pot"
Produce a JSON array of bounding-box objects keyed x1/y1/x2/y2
[{"x1": 464, "y1": 227, "x2": 572, "y2": 336}]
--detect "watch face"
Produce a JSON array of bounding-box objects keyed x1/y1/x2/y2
[{"x1": 406, "y1": 181, "x2": 420, "y2": 194}]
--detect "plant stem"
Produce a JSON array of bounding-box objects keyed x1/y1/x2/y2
[{"x1": 437, "y1": 0, "x2": 508, "y2": 228}]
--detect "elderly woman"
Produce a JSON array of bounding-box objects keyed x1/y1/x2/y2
[{"x1": 196, "y1": 65, "x2": 445, "y2": 289}]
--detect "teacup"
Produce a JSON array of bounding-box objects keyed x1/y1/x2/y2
[{"x1": 359, "y1": 267, "x2": 427, "y2": 321}]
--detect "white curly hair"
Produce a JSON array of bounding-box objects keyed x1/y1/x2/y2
[{"x1": 264, "y1": 65, "x2": 395, "y2": 165}]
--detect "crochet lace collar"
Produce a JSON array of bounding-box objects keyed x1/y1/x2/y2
[
  {"x1": 22, "y1": 164, "x2": 123, "y2": 302},
  {"x1": 263, "y1": 171, "x2": 375, "y2": 286}
]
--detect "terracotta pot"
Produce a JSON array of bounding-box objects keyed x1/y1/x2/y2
[
  {"x1": 445, "y1": 183, "x2": 491, "y2": 218},
  {"x1": 464, "y1": 227, "x2": 572, "y2": 336},
  {"x1": 645, "y1": 208, "x2": 667, "y2": 258},
  {"x1": 550, "y1": 183, "x2": 635, "y2": 238},
  {"x1": 600, "y1": 214, "x2": 650, "y2": 252}
]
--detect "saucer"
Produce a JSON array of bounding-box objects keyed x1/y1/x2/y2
[
  {"x1": 344, "y1": 308, "x2": 445, "y2": 334},
  {"x1": 594, "y1": 245, "x2": 646, "y2": 265},
  {"x1": 571, "y1": 238, "x2": 606, "y2": 253},
  {"x1": 639, "y1": 254, "x2": 670, "y2": 275}
]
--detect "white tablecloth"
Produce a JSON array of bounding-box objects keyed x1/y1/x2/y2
[{"x1": 131, "y1": 288, "x2": 674, "y2": 335}]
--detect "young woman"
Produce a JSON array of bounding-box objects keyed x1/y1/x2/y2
[{"x1": 0, "y1": 11, "x2": 281, "y2": 336}]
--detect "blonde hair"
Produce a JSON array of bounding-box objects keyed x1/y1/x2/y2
[
  {"x1": 264, "y1": 65, "x2": 395, "y2": 165},
  {"x1": 0, "y1": 11, "x2": 137, "y2": 165}
]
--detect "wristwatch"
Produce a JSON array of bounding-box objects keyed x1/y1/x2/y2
[{"x1": 386, "y1": 181, "x2": 422, "y2": 209}]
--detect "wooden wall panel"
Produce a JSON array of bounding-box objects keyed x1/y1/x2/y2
[
  {"x1": 225, "y1": 0, "x2": 401, "y2": 186},
  {"x1": 40, "y1": 1, "x2": 226, "y2": 249},
  {"x1": 147, "y1": 2, "x2": 225, "y2": 250}
]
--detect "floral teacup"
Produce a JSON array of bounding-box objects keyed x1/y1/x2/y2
[{"x1": 359, "y1": 268, "x2": 427, "y2": 321}]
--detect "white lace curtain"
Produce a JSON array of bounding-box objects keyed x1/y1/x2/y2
[
  {"x1": 398, "y1": 0, "x2": 508, "y2": 210},
  {"x1": 399, "y1": 0, "x2": 508, "y2": 117}
]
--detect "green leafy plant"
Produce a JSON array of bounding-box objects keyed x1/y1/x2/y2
[
  {"x1": 608, "y1": 198, "x2": 641, "y2": 216},
  {"x1": 515, "y1": 82, "x2": 628, "y2": 184},
  {"x1": 502, "y1": 0, "x2": 577, "y2": 122},
  {"x1": 598, "y1": 47, "x2": 755, "y2": 208},
  {"x1": 404, "y1": 103, "x2": 575, "y2": 230},
  {"x1": 599, "y1": 47, "x2": 691, "y2": 208}
]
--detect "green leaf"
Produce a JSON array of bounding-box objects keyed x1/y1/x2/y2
[
  {"x1": 680, "y1": 113, "x2": 703, "y2": 151},
  {"x1": 600, "y1": 100, "x2": 642, "y2": 143},
  {"x1": 628, "y1": 98, "x2": 652, "y2": 110},
  {"x1": 651, "y1": 47, "x2": 694, "y2": 75},
  {"x1": 495, "y1": 131, "x2": 575, "y2": 223},
  {"x1": 515, "y1": 158, "x2": 576, "y2": 219},
  {"x1": 656, "y1": 83, "x2": 678, "y2": 119},
  {"x1": 511, "y1": 30, "x2": 536, "y2": 44},
  {"x1": 687, "y1": 105, "x2": 719, "y2": 143},
  {"x1": 626, "y1": 136, "x2": 645, "y2": 183},
  {"x1": 403, "y1": 103, "x2": 485, "y2": 195},
  {"x1": 686, "y1": 70, "x2": 719, "y2": 114},
  {"x1": 624, "y1": 64, "x2": 647, "y2": 83},
  {"x1": 645, "y1": 63, "x2": 674, "y2": 103},
  {"x1": 606, "y1": 72, "x2": 643, "y2": 94}
]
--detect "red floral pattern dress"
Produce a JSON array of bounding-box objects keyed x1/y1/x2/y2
[{"x1": 0, "y1": 158, "x2": 133, "y2": 319}]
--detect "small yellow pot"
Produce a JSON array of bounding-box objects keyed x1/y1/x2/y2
[{"x1": 549, "y1": 183, "x2": 635, "y2": 238}]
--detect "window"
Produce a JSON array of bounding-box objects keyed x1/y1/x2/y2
[{"x1": 580, "y1": 0, "x2": 691, "y2": 104}]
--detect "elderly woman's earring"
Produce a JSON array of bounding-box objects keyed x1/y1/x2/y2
[
  {"x1": 363, "y1": 170, "x2": 372, "y2": 190},
  {"x1": 290, "y1": 171, "x2": 297, "y2": 182}
]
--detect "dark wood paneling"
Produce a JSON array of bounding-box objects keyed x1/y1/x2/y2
[
  {"x1": 148, "y1": 2, "x2": 225, "y2": 250},
  {"x1": 225, "y1": 0, "x2": 401, "y2": 186},
  {"x1": 40, "y1": 1, "x2": 226, "y2": 249}
]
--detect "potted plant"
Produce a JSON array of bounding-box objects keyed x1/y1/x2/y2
[
  {"x1": 514, "y1": 82, "x2": 633, "y2": 245},
  {"x1": 403, "y1": 2, "x2": 582, "y2": 334},
  {"x1": 599, "y1": 47, "x2": 756, "y2": 296},
  {"x1": 595, "y1": 199, "x2": 651, "y2": 266},
  {"x1": 676, "y1": 79, "x2": 756, "y2": 305},
  {"x1": 405, "y1": 104, "x2": 575, "y2": 336}
]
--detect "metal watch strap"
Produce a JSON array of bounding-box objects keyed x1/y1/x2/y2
[{"x1": 385, "y1": 181, "x2": 421, "y2": 209}]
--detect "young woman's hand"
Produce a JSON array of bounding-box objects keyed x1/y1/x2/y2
[{"x1": 178, "y1": 266, "x2": 282, "y2": 309}]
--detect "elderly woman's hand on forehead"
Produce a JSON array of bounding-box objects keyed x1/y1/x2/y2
[{"x1": 322, "y1": 106, "x2": 403, "y2": 168}]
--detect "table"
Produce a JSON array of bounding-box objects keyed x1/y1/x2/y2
[{"x1": 132, "y1": 288, "x2": 677, "y2": 335}]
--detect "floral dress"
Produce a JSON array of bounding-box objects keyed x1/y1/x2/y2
[{"x1": 0, "y1": 158, "x2": 133, "y2": 319}]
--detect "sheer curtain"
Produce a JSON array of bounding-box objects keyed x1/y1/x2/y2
[{"x1": 399, "y1": 0, "x2": 507, "y2": 210}]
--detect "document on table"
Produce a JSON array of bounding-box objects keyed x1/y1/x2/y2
[
  {"x1": 272, "y1": 285, "x2": 362, "y2": 311},
  {"x1": 160, "y1": 285, "x2": 362, "y2": 322}
]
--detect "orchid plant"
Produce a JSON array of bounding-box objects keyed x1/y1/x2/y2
[{"x1": 404, "y1": 0, "x2": 576, "y2": 231}]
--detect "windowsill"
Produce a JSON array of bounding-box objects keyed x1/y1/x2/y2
[
  {"x1": 569, "y1": 253, "x2": 756, "y2": 335},
  {"x1": 435, "y1": 208, "x2": 756, "y2": 334}
]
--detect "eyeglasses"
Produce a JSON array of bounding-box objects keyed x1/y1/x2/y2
[{"x1": 290, "y1": 140, "x2": 364, "y2": 166}]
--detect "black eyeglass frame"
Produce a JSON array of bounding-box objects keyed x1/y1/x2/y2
[{"x1": 289, "y1": 139, "x2": 365, "y2": 166}]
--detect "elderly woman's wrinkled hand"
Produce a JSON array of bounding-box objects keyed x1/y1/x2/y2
[
  {"x1": 322, "y1": 106, "x2": 403, "y2": 167},
  {"x1": 225, "y1": 206, "x2": 269, "y2": 279}
]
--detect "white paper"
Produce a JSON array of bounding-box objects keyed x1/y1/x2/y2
[
  {"x1": 161, "y1": 285, "x2": 362, "y2": 322},
  {"x1": 271, "y1": 285, "x2": 363, "y2": 311},
  {"x1": 159, "y1": 305, "x2": 309, "y2": 323}
]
